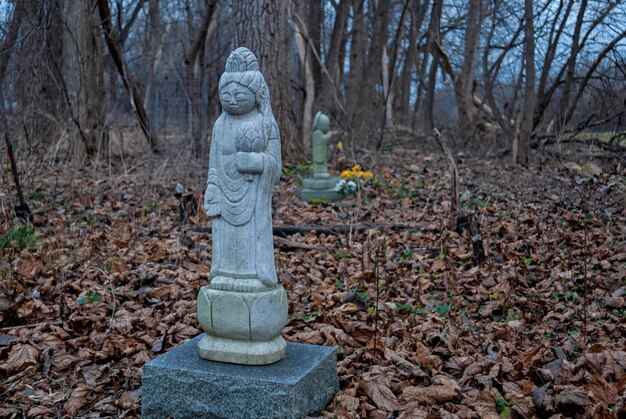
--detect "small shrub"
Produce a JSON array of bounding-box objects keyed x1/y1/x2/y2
[{"x1": 0, "y1": 226, "x2": 38, "y2": 250}]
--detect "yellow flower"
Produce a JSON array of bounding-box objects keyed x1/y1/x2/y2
[
  {"x1": 339, "y1": 164, "x2": 373, "y2": 180},
  {"x1": 337, "y1": 141, "x2": 343, "y2": 152}
]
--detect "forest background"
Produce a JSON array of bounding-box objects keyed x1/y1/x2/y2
[{"x1": 1, "y1": 0, "x2": 626, "y2": 417}]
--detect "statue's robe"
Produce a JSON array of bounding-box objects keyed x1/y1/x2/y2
[{"x1": 205, "y1": 112, "x2": 281, "y2": 285}]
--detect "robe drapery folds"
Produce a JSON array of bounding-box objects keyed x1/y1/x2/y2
[{"x1": 205, "y1": 116, "x2": 280, "y2": 285}]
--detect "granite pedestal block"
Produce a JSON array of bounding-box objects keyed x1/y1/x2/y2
[
  {"x1": 142, "y1": 334, "x2": 339, "y2": 419},
  {"x1": 301, "y1": 175, "x2": 340, "y2": 201}
]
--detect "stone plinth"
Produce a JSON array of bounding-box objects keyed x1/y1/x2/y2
[
  {"x1": 301, "y1": 175, "x2": 340, "y2": 202},
  {"x1": 197, "y1": 283, "x2": 288, "y2": 365},
  {"x1": 142, "y1": 334, "x2": 339, "y2": 419}
]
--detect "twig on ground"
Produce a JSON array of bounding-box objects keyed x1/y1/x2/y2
[
  {"x1": 187, "y1": 223, "x2": 423, "y2": 236},
  {"x1": 433, "y1": 129, "x2": 459, "y2": 230},
  {"x1": 88, "y1": 265, "x2": 117, "y2": 333}
]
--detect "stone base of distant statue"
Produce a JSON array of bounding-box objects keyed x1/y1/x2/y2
[
  {"x1": 142, "y1": 334, "x2": 339, "y2": 419},
  {"x1": 196, "y1": 280, "x2": 288, "y2": 365},
  {"x1": 301, "y1": 175, "x2": 341, "y2": 202}
]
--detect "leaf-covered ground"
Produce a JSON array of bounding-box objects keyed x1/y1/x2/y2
[{"x1": 1, "y1": 144, "x2": 625, "y2": 418}]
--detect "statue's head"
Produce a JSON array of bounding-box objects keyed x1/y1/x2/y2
[
  {"x1": 313, "y1": 111, "x2": 330, "y2": 133},
  {"x1": 219, "y1": 47, "x2": 267, "y2": 116}
]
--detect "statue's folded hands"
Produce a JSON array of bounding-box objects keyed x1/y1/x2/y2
[{"x1": 236, "y1": 151, "x2": 265, "y2": 174}]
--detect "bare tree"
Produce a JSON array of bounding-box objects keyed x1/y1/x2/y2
[
  {"x1": 0, "y1": 2, "x2": 30, "y2": 220},
  {"x1": 514, "y1": 0, "x2": 535, "y2": 167},
  {"x1": 184, "y1": 0, "x2": 220, "y2": 158},
  {"x1": 454, "y1": 0, "x2": 482, "y2": 133},
  {"x1": 423, "y1": 0, "x2": 443, "y2": 132},
  {"x1": 75, "y1": 0, "x2": 107, "y2": 156},
  {"x1": 98, "y1": 0, "x2": 159, "y2": 152}
]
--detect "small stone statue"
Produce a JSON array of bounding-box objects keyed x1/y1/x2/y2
[
  {"x1": 301, "y1": 111, "x2": 340, "y2": 201},
  {"x1": 312, "y1": 112, "x2": 331, "y2": 179},
  {"x1": 197, "y1": 47, "x2": 288, "y2": 365}
]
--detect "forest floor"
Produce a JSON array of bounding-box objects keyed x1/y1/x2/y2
[{"x1": 0, "y1": 136, "x2": 625, "y2": 418}]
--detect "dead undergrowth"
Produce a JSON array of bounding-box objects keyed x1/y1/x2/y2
[{"x1": 0, "y1": 140, "x2": 625, "y2": 418}]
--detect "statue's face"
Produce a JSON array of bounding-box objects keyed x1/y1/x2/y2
[{"x1": 220, "y1": 83, "x2": 256, "y2": 115}]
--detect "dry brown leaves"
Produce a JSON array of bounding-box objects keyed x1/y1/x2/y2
[{"x1": 0, "y1": 149, "x2": 625, "y2": 417}]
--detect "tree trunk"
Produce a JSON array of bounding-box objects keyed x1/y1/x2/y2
[
  {"x1": 345, "y1": 0, "x2": 366, "y2": 122},
  {"x1": 61, "y1": 0, "x2": 104, "y2": 157},
  {"x1": 516, "y1": 0, "x2": 535, "y2": 167},
  {"x1": 185, "y1": 0, "x2": 219, "y2": 158},
  {"x1": 423, "y1": 0, "x2": 442, "y2": 132},
  {"x1": 454, "y1": 0, "x2": 481, "y2": 132},
  {"x1": 293, "y1": 2, "x2": 315, "y2": 152},
  {"x1": 358, "y1": 0, "x2": 390, "y2": 131},
  {"x1": 306, "y1": 0, "x2": 323, "y2": 95},
  {"x1": 557, "y1": 0, "x2": 586, "y2": 128},
  {"x1": 145, "y1": 0, "x2": 161, "y2": 139},
  {"x1": 15, "y1": 1, "x2": 65, "y2": 147},
  {"x1": 233, "y1": 0, "x2": 301, "y2": 162},
  {"x1": 398, "y1": 1, "x2": 427, "y2": 126},
  {"x1": 0, "y1": 3, "x2": 30, "y2": 220},
  {"x1": 321, "y1": 0, "x2": 349, "y2": 116},
  {"x1": 97, "y1": 0, "x2": 159, "y2": 152}
]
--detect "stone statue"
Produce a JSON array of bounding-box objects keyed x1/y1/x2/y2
[
  {"x1": 311, "y1": 111, "x2": 331, "y2": 179},
  {"x1": 197, "y1": 47, "x2": 288, "y2": 365},
  {"x1": 301, "y1": 111, "x2": 340, "y2": 201}
]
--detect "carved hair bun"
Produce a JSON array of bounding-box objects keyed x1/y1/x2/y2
[{"x1": 225, "y1": 47, "x2": 260, "y2": 73}]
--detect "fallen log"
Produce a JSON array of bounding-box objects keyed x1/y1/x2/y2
[{"x1": 186, "y1": 223, "x2": 422, "y2": 237}]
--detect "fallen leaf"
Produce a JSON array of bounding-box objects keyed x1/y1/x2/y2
[
  {"x1": 51, "y1": 351, "x2": 79, "y2": 371},
  {"x1": 384, "y1": 348, "x2": 427, "y2": 377},
  {"x1": 0, "y1": 407, "x2": 19, "y2": 416},
  {"x1": 335, "y1": 394, "x2": 360, "y2": 416},
  {"x1": 2, "y1": 343, "x2": 39, "y2": 373},
  {"x1": 62, "y1": 384, "x2": 91, "y2": 416},
  {"x1": 555, "y1": 386, "x2": 590, "y2": 414},
  {"x1": 585, "y1": 374, "x2": 618, "y2": 406},
  {"x1": 151, "y1": 334, "x2": 166, "y2": 353},
  {"x1": 362, "y1": 379, "x2": 400, "y2": 411},
  {"x1": 14, "y1": 256, "x2": 44, "y2": 280},
  {"x1": 472, "y1": 389, "x2": 500, "y2": 415},
  {"x1": 28, "y1": 405, "x2": 56, "y2": 416},
  {"x1": 118, "y1": 388, "x2": 141, "y2": 410},
  {"x1": 402, "y1": 385, "x2": 458, "y2": 405}
]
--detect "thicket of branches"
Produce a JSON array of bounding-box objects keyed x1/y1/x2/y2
[{"x1": 0, "y1": 0, "x2": 625, "y2": 165}]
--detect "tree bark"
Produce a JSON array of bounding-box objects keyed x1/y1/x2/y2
[
  {"x1": 62, "y1": 1, "x2": 108, "y2": 157},
  {"x1": 293, "y1": 3, "x2": 315, "y2": 152},
  {"x1": 557, "y1": 0, "x2": 586, "y2": 127},
  {"x1": 454, "y1": 0, "x2": 482, "y2": 132},
  {"x1": 16, "y1": 1, "x2": 65, "y2": 147},
  {"x1": 345, "y1": 0, "x2": 366, "y2": 121},
  {"x1": 233, "y1": 0, "x2": 301, "y2": 162},
  {"x1": 423, "y1": 0, "x2": 442, "y2": 132},
  {"x1": 145, "y1": 0, "x2": 161, "y2": 139},
  {"x1": 359, "y1": 0, "x2": 390, "y2": 132},
  {"x1": 398, "y1": 1, "x2": 427, "y2": 126},
  {"x1": 320, "y1": 0, "x2": 349, "y2": 116},
  {"x1": 306, "y1": 0, "x2": 323, "y2": 95}
]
